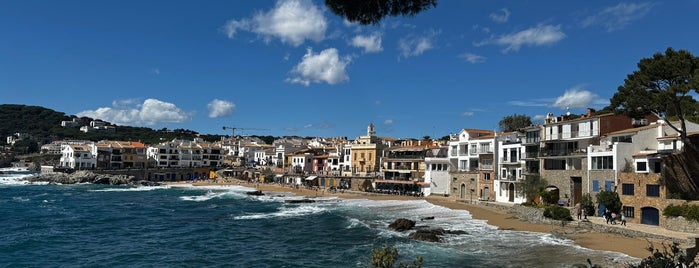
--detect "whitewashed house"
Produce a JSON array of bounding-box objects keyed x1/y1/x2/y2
[
  {"x1": 59, "y1": 144, "x2": 96, "y2": 169},
  {"x1": 424, "y1": 146, "x2": 449, "y2": 196},
  {"x1": 494, "y1": 132, "x2": 527, "y2": 204}
]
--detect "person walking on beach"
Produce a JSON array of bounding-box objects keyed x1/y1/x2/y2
[
  {"x1": 621, "y1": 214, "x2": 627, "y2": 226},
  {"x1": 576, "y1": 207, "x2": 582, "y2": 220}
]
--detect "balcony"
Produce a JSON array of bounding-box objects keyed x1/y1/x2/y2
[
  {"x1": 540, "y1": 148, "x2": 586, "y2": 157},
  {"x1": 499, "y1": 158, "x2": 519, "y2": 164},
  {"x1": 521, "y1": 152, "x2": 538, "y2": 159},
  {"x1": 480, "y1": 164, "x2": 493, "y2": 170}
]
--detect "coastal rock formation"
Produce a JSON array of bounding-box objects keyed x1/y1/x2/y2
[
  {"x1": 285, "y1": 199, "x2": 316, "y2": 203},
  {"x1": 25, "y1": 171, "x2": 149, "y2": 186},
  {"x1": 246, "y1": 190, "x2": 264, "y2": 196},
  {"x1": 388, "y1": 218, "x2": 416, "y2": 231},
  {"x1": 408, "y1": 228, "x2": 468, "y2": 243}
]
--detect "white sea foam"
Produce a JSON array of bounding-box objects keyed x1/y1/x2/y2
[
  {"x1": 179, "y1": 190, "x2": 247, "y2": 202},
  {"x1": 90, "y1": 185, "x2": 172, "y2": 192},
  {"x1": 0, "y1": 173, "x2": 38, "y2": 185},
  {"x1": 233, "y1": 204, "x2": 328, "y2": 220},
  {"x1": 12, "y1": 196, "x2": 30, "y2": 202}
]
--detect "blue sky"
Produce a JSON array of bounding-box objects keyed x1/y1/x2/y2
[{"x1": 2, "y1": 1, "x2": 698, "y2": 139}]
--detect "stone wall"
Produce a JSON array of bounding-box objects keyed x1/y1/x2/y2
[
  {"x1": 665, "y1": 216, "x2": 699, "y2": 233},
  {"x1": 449, "y1": 171, "x2": 479, "y2": 202},
  {"x1": 617, "y1": 172, "x2": 668, "y2": 225}
]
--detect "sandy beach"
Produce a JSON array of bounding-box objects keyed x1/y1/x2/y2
[{"x1": 183, "y1": 180, "x2": 660, "y2": 260}]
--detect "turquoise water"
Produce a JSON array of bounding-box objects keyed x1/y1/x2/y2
[{"x1": 0, "y1": 173, "x2": 637, "y2": 267}]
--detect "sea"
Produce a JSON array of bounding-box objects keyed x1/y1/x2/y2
[{"x1": 0, "y1": 170, "x2": 639, "y2": 268}]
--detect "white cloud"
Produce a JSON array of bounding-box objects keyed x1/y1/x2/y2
[
  {"x1": 532, "y1": 114, "x2": 546, "y2": 123},
  {"x1": 459, "y1": 53, "x2": 486, "y2": 64},
  {"x1": 489, "y1": 8, "x2": 510, "y2": 23},
  {"x1": 207, "y1": 99, "x2": 235, "y2": 118},
  {"x1": 552, "y1": 86, "x2": 599, "y2": 109},
  {"x1": 480, "y1": 24, "x2": 566, "y2": 53},
  {"x1": 77, "y1": 98, "x2": 189, "y2": 126},
  {"x1": 461, "y1": 112, "x2": 474, "y2": 117},
  {"x1": 350, "y1": 32, "x2": 383, "y2": 53},
  {"x1": 508, "y1": 100, "x2": 550, "y2": 107},
  {"x1": 398, "y1": 31, "x2": 439, "y2": 58},
  {"x1": 581, "y1": 2, "x2": 653, "y2": 32},
  {"x1": 287, "y1": 48, "x2": 350, "y2": 86},
  {"x1": 383, "y1": 119, "x2": 394, "y2": 125},
  {"x1": 222, "y1": 0, "x2": 327, "y2": 46}
]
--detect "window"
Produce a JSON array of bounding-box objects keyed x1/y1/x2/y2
[
  {"x1": 591, "y1": 156, "x2": 613, "y2": 170},
  {"x1": 623, "y1": 206, "x2": 635, "y2": 218},
  {"x1": 646, "y1": 184, "x2": 660, "y2": 197},
  {"x1": 483, "y1": 173, "x2": 491, "y2": 181},
  {"x1": 501, "y1": 169, "x2": 507, "y2": 179},
  {"x1": 604, "y1": 181, "x2": 613, "y2": 191},
  {"x1": 544, "y1": 159, "x2": 566, "y2": 170},
  {"x1": 636, "y1": 162, "x2": 647, "y2": 172},
  {"x1": 621, "y1": 183, "x2": 634, "y2": 195},
  {"x1": 592, "y1": 180, "x2": 599, "y2": 192},
  {"x1": 369, "y1": 153, "x2": 372, "y2": 161}
]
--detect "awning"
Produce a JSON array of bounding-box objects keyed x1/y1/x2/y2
[
  {"x1": 305, "y1": 176, "x2": 318, "y2": 181},
  {"x1": 275, "y1": 174, "x2": 283, "y2": 177}
]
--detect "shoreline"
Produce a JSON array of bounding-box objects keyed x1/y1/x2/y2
[{"x1": 176, "y1": 180, "x2": 658, "y2": 260}]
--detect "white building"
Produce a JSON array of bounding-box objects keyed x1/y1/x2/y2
[
  {"x1": 494, "y1": 132, "x2": 527, "y2": 204},
  {"x1": 424, "y1": 147, "x2": 449, "y2": 196},
  {"x1": 59, "y1": 144, "x2": 96, "y2": 169}
]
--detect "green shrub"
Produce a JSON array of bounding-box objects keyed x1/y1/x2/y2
[
  {"x1": 664, "y1": 203, "x2": 699, "y2": 222},
  {"x1": 543, "y1": 206, "x2": 573, "y2": 221},
  {"x1": 581, "y1": 193, "x2": 596, "y2": 216}
]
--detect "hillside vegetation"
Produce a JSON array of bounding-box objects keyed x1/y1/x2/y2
[{"x1": 0, "y1": 104, "x2": 221, "y2": 145}]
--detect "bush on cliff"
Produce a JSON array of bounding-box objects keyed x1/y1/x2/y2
[{"x1": 543, "y1": 206, "x2": 573, "y2": 221}]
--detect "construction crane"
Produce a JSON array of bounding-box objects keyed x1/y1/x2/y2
[{"x1": 222, "y1": 126, "x2": 269, "y2": 137}]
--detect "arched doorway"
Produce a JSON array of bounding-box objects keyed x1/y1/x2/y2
[
  {"x1": 483, "y1": 186, "x2": 490, "y2": 201},
  {"x1": 544, "y1": 186, "x2": 560, "y2": 205},
  {"x1": 508, "y1": 183, "x2": 515, "y2": 202},
  {"x1": 460, "y1": 184, "x2": 466, "y2": 199},
  {"x1": 641, "y1": 207, "x2": 660, "y2": 226}
]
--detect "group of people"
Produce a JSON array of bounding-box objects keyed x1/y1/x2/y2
[
  {"x1": 603, "y1": 209, "x2": 627, "y2": 226},
  {"x1": 574, "y1": 206, "x2": 627, "y2": 226}
]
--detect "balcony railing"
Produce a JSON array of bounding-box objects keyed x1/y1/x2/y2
[
  {"x1": 499, "y1": 158, "x2": 519, "y2": 164},
  {"x1": 480, "y1": 164, "x2": 493, "y2": 170},
  {"x1": 540, "y1": 148, "x2": 586, "y2": 157}
]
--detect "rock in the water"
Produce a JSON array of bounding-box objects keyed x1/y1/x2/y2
[
  {"x1": 246, "y1": 190, "x2": 264, "y2": 196},
  {"x1": 285, "y1": 199, "x2": 316, "y2": 203},
  {"x1": 420, "y1": 216, "x2": 435, "y2": 221},
  {"x1": 409, "y1": 229, "x2": 442, "y2": 242},
  {"x1": 388, "y1": 218, "x2": 416, "y2": 231},
  {"x1": 408, "y1": 228, "x2": 468, "y2": 243}
]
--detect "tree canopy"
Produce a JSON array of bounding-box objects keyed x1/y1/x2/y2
[
  {"x1": 498, "y1": 114, "x2": 532, "y2": 132},
  {"x1": 325, "y1": 0, "x2": 437, "y2": 25},
  {"x1": 606, "y1": 47, "x2": 699, "y2": 150}
]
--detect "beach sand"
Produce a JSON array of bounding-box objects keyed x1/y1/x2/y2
[{"x1": 185, "y1": 180, "x2": 657, "y2": 260}]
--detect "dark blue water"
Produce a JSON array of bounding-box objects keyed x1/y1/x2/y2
[{"x1": 0, "y1": 175, "x2": 637, "y2": 267}]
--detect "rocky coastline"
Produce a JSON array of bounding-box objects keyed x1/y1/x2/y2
[{"x1": 25, "y1": 170, "x2": 161, "y2": 186}]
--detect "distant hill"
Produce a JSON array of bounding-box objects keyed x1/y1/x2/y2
[{"x1": 0, "y1": 104, "x2": 222, "y2": 145}]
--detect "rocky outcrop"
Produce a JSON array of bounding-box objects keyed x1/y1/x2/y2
[
  {"x1": 246, "y1": 190, "x2": 264, "y2": 196},
  {"x1": 388, "y1": 218, "x2": 416, "y2": 231},
  {"x1": 408, "y1": 228, "x2": 468, "y2": 243},
  {"x1": 285, "y1": 199, "x2": 316, "y2": 203},
  {"x1": 25, "y1": 171, "x2": 151, "y2": 186}
]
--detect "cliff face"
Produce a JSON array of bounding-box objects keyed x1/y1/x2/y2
[{"x1": 662, "y1": 144, "x2": 699, "y2": 200}]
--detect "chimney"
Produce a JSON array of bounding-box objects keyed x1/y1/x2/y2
[{"x1": 587, "y1": 108, "x2": 596, "y2": 117}]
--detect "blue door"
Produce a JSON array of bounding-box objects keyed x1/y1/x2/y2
[
  {"x1": 598, "y1": 204, "x2": 606, "y2": 217},
  {"x1": 641, "y1": 207, "x2": 660, "y2": 226}
]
